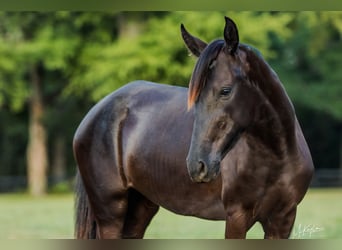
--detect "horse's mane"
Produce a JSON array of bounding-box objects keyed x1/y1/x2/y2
[{"x1": 188, "y1": 39, "x2": 225, "y2": 109}]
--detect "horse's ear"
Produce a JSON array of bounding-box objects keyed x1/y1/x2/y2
[
  {"x1": 181, "y1": 24, "x2": 207, "y2": 57},
  {"x1": 223, "y1": 16, "x2": 239, "y2": 55}
]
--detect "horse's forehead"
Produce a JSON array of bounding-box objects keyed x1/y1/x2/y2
[{"x1": 215, "y1": 49, "x2": 249, "y2": 77}]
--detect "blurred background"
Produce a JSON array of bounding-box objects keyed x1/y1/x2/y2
[{"x1": 0, "y1": 11, "x2": 341, "y2": 238}]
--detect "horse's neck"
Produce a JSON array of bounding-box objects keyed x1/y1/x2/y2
[{"x1": 248, "y1": 77, "x2": 297, "y2": 160}]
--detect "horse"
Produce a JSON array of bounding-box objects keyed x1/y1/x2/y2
[{"x1": 73, "y1": 16, "x2": 314, "y2": 239}]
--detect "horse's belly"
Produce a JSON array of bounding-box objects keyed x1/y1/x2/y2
[
  {"x1": 157, "y1": 195, "x2": 226, "y2": 220},
  {"x1": 128, "y1": 163, "x2": 226, "y2": 220}
]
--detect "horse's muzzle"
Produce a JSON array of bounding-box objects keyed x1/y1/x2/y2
[{"x1": 186, "y1": 158, "x2": 220, "y2": 183}]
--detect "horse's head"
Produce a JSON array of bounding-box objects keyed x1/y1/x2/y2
[{"x1": 182, "y1": 17, "x2": 260, "y2": 183}]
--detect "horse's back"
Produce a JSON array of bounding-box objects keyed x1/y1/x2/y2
[
  {"x1": 73, "y1": 81, "x2": 190, "y2": 177},
  {"x1": 74, "y1": 81, "x2": 187, "y2": 145}
]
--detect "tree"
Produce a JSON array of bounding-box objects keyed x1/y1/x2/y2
[
  {"x1": 0, "y1": 12, "x2": 141, "y2": 195},
  {"x1": 0, "y1": 12, "x2": 86, "y2": 195},
  {"x1": 0, "y1": 11, "x2": 341, "y2": 193},
  {"x1": 1, "y1": 13, "x2": 62, "y2": 195},
  {"x1": 66, "y1": 11, "x2": 294, "y2": 100}
]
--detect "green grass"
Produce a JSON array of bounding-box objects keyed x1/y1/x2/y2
[
  {"x1": 0, "y1": 194, "x2": 74, "y2": 239},
  {"x1": 146, "y1": 188, "x2": 342, "y2": 239},
  {"x1": 0, "y1": 188, "x2": 341, "y2": 239}
]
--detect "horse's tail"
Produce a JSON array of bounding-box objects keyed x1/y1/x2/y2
[{"x1": 74, "y1": 170, "x2": 97, "y2": 239}]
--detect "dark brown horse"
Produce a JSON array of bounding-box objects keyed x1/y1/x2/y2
[{"x1": 74, "y1": 16, "x2": 314, "y2": 239}]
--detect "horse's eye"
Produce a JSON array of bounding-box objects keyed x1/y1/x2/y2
[{"x1": 220, "y1": 87, "x2": 232, "y2": 96}]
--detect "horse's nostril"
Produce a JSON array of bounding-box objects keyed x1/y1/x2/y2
[{"x1": 198, "y1": 160, "x2": 207, "y2": 177}]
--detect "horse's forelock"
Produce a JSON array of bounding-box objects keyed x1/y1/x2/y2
[{"x1": 187, "y1": 40, "x2": 224, "y2": 110}]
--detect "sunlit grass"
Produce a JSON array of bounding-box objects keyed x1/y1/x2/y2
[
  {"x1": 0, "y1": 188, "x2": 341, "y2": 239},
  {"x1": 146, "y1": 188, "x2": 342, "y2": 239},
  {"x1": 0, "y1": 193, "x2": 74, "y2": 239}
]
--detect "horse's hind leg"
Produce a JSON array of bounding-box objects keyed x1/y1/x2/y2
[
  {"x1": 94, "y1": 191, "x2": 129, "y2": 239},
  {"x1": 77, "y1": 157, "x2": 129, "y2": 238},
  {"x1": 74, "y1": 100, "x2": 138, "y2": 238},
  {"x1": 122, "y1": 189, "x2": 159, "y2": 238},
  {"x1": 74, "y1": 137, "x2": 130, "y2": 238}
]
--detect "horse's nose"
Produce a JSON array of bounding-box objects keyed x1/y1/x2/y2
[
  {"x1": 187, "y1": 155, "x2": 221, "y2": 183},
  {"x1": 198, "y1": 160, "x2": 207, "y2": 176},
  {"x1": 193, "y1": 160, "x2": 209, "y2": 182},
  {"x1": 186, "y1": 156, "x2": 210, "y2": 182}
]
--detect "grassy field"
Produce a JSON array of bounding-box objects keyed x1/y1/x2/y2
[{"x1": 0, "y1": 188, "x2": 341, "y2": 239}]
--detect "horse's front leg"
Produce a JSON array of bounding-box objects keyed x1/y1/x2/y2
[
  {"x1": 224, "y1": 204, "x2": 253, "y2": 239},
  {"x1": 261, "y1": 206, "x2": 297, "y2": 239}
]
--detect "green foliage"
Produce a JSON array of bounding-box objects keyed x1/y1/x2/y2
[
  {"x1": 276, "y1": 12, "x2": 342, "y2": 120},
  {"x1": 0, "y1": 109, "x2": 27, "y2": 176},
  {"x1": 65, "y1": 11, "x2": 296, "y2": 101},
  {"x1": 0, "y1": 12, "x2": 79, "y2": 112},
  {"x1": 0, "y1": 11, "x2": 341, "y2": 180}
]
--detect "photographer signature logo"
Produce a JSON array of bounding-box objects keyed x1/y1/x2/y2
[{"x1": 292, "y1": 224, "x2": 324, "y2": 238}]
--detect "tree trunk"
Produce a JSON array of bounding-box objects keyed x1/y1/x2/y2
[
  {"x1": 117, "y1": 13, "x2": 143, "y2": 39},
  {"x1": 26, "y1": 65, "x2": 48, "y2": 196}
]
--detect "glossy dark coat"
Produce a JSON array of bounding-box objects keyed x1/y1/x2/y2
[{"x1": 74, "y1": 17, "x2": 314, "y2": 239}]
